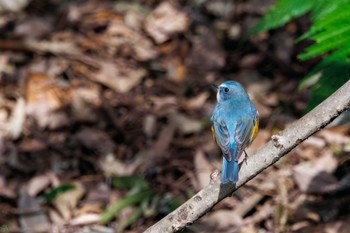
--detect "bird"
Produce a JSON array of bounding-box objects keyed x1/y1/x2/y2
[{"x1": 211, "y1": 81, "x2": 259, "y2": 184}]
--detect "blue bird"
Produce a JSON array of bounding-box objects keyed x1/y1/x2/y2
[{"x1": 211, "y1": 81, "x2": 259, "y2": 184}]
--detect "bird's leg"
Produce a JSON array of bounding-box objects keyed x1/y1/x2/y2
[{"x1": 243, "y1": 150, "x2": 248, "y2": 164}]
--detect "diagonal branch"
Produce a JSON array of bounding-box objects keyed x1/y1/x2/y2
[{"x1": 144, "y1": 80, "x2": 350, "y2": 233}]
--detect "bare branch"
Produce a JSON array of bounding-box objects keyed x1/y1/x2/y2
[{"x1": 144, "y1": 80, "x2": 350, "y2": 233}]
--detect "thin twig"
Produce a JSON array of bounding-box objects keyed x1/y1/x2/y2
[{"x1": 144, "y1": 80, "x2": 350, "y2": 233}]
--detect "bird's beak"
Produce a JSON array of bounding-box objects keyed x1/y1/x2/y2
[{"x1": 211, "y1": 83, "x2": 219, "y2": 89}]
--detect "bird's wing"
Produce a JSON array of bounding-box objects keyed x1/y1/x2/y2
[
  {"x1": 233, "y1": 115, "x2": 255, "y2": 161},
  {"x1": 212, "y1": 119, "x2": 231, "y2": 161}
]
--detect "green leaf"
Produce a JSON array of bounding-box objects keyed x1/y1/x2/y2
[
  {"x1": 252, "y1": 0, "x2": 350, "y2": 111},
  {"x1": 305, "y1": 61, "x2": 350, "y2": 111},
  {"x1": 251, "y1": 0, "x2": 315, "y2": 33},
  {"x1": 299, "y1": 32, "x2": 350, "y2": 60},
  {"x1": 112, "y1": 176, "x2": 149, "y2": 191},
  {"x1": 312, "y1": 23, "x2": 350, "y2": 43},
  {"x1": 101, "y1": 189, "x2": 154, "y2": 223},
  {"x1": 43, "y1": 183, "x2": 75, "y2": 202}
]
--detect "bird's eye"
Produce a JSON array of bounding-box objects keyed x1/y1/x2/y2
[{"x1": 224, "y1": 87, "x2": 229, "y2": 93}]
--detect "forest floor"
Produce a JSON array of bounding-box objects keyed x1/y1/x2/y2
[{"x1": 0, "y1": 0, "x2": 349, "y2": 232}]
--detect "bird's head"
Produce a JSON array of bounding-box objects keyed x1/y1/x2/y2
[{"x1": 214, "y1": 81, "x2": 249, "y2": 103}]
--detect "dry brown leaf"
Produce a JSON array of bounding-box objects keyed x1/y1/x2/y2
[
  {"x1": 186, "y1": 34, "x2": 225, "y2": 71},
  {"x1": 184, "y1": 92, "x2": 210, "y2": 110},
  {"x1": 143, "y1": 114, "x2": 157, "y2": 138},
  {"x1": 71, "y1": 82, "x2": 101, "y2": 122},
  {"x1": 169, "y1": 113, "x2": 203, "y2": 135},
  {"x1": 70, "y1": 213, "x2": 101, "y2": 225},
  {"x1": 300, "y1": 136, "x2": 326, "y2": 149},
  {"x1": 105, "y1": 21, "x2": 158, "y2": 61},
  {"x1": 77, "y1": 202, "x2": 102, "y2": 215},
  {"x1": 5, "y1": 97, "x2": 25, "y2": 140},
  {"x1": 194, "y1": 150, "x2": 213, "y2": 190},
  {"x1": 49, "y1": 209, "x2": 65, "y2": 225},
  {"x1": 89, "y1": 60, "x2": 146, "y2": 93},
  {"x1": 202, "y1": 209, "x2": 242, "y2": 229},
  {"x1": 0, "y1": 107, "x2": 9, "y2": 138},
  {"x1": 74, "y1": 128, "x2": 115, "y2": 155},
  {"x1": 71, "y1": 89, "x2": 97, "y2": 122},
  {"x1": 99, "y1": 153, "x2": 128, "y2": 177},
  {"x1": 240, "y1": 224, "x2": 259, "y2": 233},
  {"x1": 244, "y1": 129, "x2": 270, "y2": 160},
  {"x1": 150, "y1": 124, "x2": 176, "y2": 159},
  {"x1": 162, "y1": 56, "x2": 187, "y2": 83},
  {"x1": 14, "y1": 17, "x2": 52, "y2": 39},
  {"x1": 24, "y1": 39, "x2": 80, "y2": 55},
  {"x1": 0, "y1": 175, "x2": 16, "y2": 198},
  {"x1": 53, "y1": 181, "x2": 85, "y2": 220},
  {"x1": 149, "y1": 96, "x2": 178, "y2": 116},
  {"x1": 18, "y1": 138, "x2": 46, "y2": 152},
  {"x1": 318, "y1": 128, "x2": 350, "y2": 146},
  {"x1": 0, "y1": 0, "x2": 30, "y2": 13},
  {"x1": 233, "y1": 193, "x2": 264, "y2": 218},
  {"x1": 293, "y1": 150, "x2": 338, "y2": 193},
  {"x1": 239, "y1": 54, "x2": 263, "y2": 68},
  {"x1": 144, "y1": 2, "x2": 189, "y2": 44},
  {"x1": 100, "y1": 153, "x2": 142, "y2": 177},
  {"x1": 27, "y1": 174, "x2": 51, "y2": 197},
  {"x1": 26, "y1": 73, "x2": 70, "y2": 129}
]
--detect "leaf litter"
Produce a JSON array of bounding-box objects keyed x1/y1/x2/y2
[{"x1": 0, "y1": 0, "x2": 349, "y2": 232}]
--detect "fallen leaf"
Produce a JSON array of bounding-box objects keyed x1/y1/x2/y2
[
  {"x1": 0, "y1": 0, "x2": 30, "y2": 13},
  {"x1": 0, "y1": 107, "x2": 9, "y2": 137},
  {"x1": 186, "y1": 34, "x2": 226, "y2": 71},
  {"x1": 27, "y1": 174, "x2": 51, "y2": 197},
  {"x1": 204, "y1": 0, "x2": 235, "y2": 18},
  {"x1": 0, "y1": 175, "x2": 16, "y2": 198},
  {"x1": 26, "y1": 73, "x2": 70, "y2": 129},
  {"x1": 18, "y1": 138, "x2": 46, "y2": 152},
  {"x1": 74, "y1": 128, "x2": 115, "y2": 155},
  {"x1": 183, "y1": 92, "x2": 210, "y2": 110},
  {"x1": 162, "y1": 56, "x2": 187, "y2": 83},
  {"x1": 53, "y1": 182, "x2": 85, "y2": 220},
  {"x1": 169, "y1": 113, "x2": 203, "y2": 135},
  {"x1": 318, "y1": 129, "x2": 350, "y2": 146},
  {"x1": 70, "y1": 213, "x2": 101, "y2": 225},
  {"x1": 194, "y1": 150, "x2": 213, "y2": 190},
  {"x1": 14, "y1": 17, "x2": 52, "y2": 39},
  {"x1": 24, "y1": 39, "x2": 80, "y2": 55},
  {"x1": 144, "y1": 2, "x2": 189, "y2": 44},
  {"x1": 239, "y1": 54, "x2": 263, "y2": 68},
  {"x1": 143, "y1": 114, "x2": 157, "y2": 138},
  {"x1": 71, "y1": 89, "x2": 96, "y2": 122},
  {"x1": 202, "y1": 209, "x2": 242, "y2": 229},
  {"x1": 89, "y1": 60, "x2": 146, "y2": 93},
  {"x1": 150, "y1": 124, "x2": 176, "y2": 159},
  {"x1": 244, "y1": 129, "x2": 270, "y2": 161},
  {"x1": 293, "y1": 150, "x2": 338, "y2": 193},
  {"x1": 5, "y1": 97, "x2": 25, "y2": 140},
  {"x1": 105, "y1": 21, "x2": 158, "y2": 61},
  {"x1": 99, "y1": 153, "x2": 142, "y2": 177},
  {"x1": 149, "y1": 96, "x2": 178, "y2": 116},
  {"x1": 233, "y1": 192, "x2": 265, "y2": 218}
]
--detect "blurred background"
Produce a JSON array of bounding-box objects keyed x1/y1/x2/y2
[{"x1": 0, "y1": 0, "x2": 349, "y2": 232}]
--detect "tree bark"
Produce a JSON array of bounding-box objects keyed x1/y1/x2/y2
[{"x1": 144, "y1": 80, "x2": 350, "y2": 233}]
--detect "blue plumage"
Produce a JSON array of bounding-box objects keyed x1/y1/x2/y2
[
  {"x1": 211, "y1": 81, "x2": 259, "y2": 184},
  {"x1": 221, "y1": 158, "x2": 239, "y2": 184}
]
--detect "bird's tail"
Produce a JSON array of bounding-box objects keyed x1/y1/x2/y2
[{"x1": 221, "y1": 158, "x2": 239, "y2": 184}]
